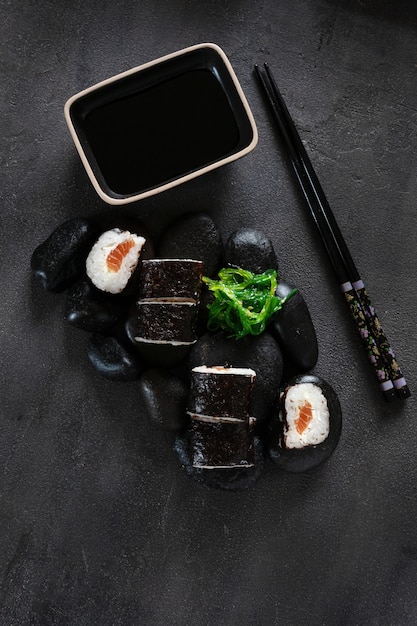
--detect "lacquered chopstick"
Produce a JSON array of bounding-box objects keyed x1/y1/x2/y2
[
  {"x1": 260, "y1": 63, "x2": 410, "y2": 401},
  {"x1": 255, "y1": 63, "x2": 410, "y2": 401}
]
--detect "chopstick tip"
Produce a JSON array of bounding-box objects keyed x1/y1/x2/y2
[{"x1": 397, "y1": 385, "x2": 411, "y2": 400}]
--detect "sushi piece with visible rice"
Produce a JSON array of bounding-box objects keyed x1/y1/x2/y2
[
  {"x1": 187, "y1": 365, "x2": 256, "y2": 419},
  {"x1": 280, "y1": 382, "x2": 330, "y2": 449},
  {"x1": 180, "y1": 364, "x2": 258, "y2": 478},
  {"x1": 189, "y1": 415, "x2": 256, "y2": 469},
  {"x1": 86, "y1": 228, "x2": 146, "y2": 294},
  {"x1": 268, "y1": 374, "x2": 342, "y2": 472},
  {"x1": 139, "y1": 259, "x2": 203, "y2": 301},
  {"x1": 174, "y1": 363, "x2": 262, "y2": 488},
  {"x1": 125, "y1": 258, "x2": 204, "y2": 367},
  {"x1": 174, "y1": 431, "x2": 264, "y2": 491},
  {"x1": 128, "y1": 300, "x2": 199, "y2": 345}
]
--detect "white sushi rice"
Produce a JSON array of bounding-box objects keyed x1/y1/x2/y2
[
  {"x1": 192, "y1": 365, "x2": 256, "y2": 379},
  {"x1": 281, "y1": 382, "x2": 330, "y2": 449},
  {"x1": 86, "y1": 229, "x2": 146, "y2": 294}
]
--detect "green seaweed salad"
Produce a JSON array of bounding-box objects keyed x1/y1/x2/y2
[{"x1": 203, "y1": 267, "x2": 296, "y2": 340}]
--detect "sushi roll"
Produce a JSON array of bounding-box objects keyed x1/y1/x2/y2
[
  {"x1": 190, "y1": 415, "x2": 256, "y2": 469},
  {"x1": 125, "y1": 257, "x2": 204, "y2": 366},
  {"x1": 139, "y1": 259, "x2": 203, "y2": 301},
  {"x1": 128, "y1": 300, "x2": 199, "y2": 345},
  {"x1": 187, "y1": 365, "x2": 256, "y2": 418},
  {"x1": 174, "y1": 431, "x2": 264, "y2": 492},
  {"x1": 86, "y1": 228, "x2": 146, "y2": 294},
  {"x1": 176, "y1": 364, "x2": 260, "y2": 488},
  {"x1": 268, "y1": 374, "x2": 342, "y2": 472}
]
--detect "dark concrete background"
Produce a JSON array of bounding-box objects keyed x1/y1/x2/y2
[{"x1": 1, "y1": 1, "x2": 417, "y2": 624}]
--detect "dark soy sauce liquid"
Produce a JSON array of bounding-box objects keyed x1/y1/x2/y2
[{"x1": 83, "y1": 69, "x2": 240, "y2": 196}]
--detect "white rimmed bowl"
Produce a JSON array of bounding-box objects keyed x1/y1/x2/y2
[{"x1": 64, "y1": 43, "x2": 258, "y2": 205}]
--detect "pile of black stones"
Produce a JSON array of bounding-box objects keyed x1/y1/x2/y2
[{"x1": 31, "y1": 211, "x2": 340, "y2": 491}]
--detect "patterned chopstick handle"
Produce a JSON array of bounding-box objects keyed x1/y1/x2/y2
[
  {"x1": 353, "y1": 280, "x2": 410, "y2": 399},
  {"x1": 341, "y1": 282, "x2": 397, "y2": 401}
]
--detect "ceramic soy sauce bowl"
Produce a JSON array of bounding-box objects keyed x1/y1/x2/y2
[{"x1": 64, "y1": 43, "x2": 258, "y2": 205}]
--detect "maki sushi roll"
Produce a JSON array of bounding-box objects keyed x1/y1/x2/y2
[
  {"x1": 129, "y1": 300, "x2": 199, "y2": 345},
  {"x1": 125, "y1": 258, "x2": 204, "y2": 367},
  {"x1": 187, "y1": 365, "x2": 255, "y2": 418},
  {"x1": 187, "y1": 365, "x2": 256, "y2": 469},
  {"x1": 268, "y1": 374, "x2": 342, "y2": 472},
  {"x1": 174, "y1": 433, "x2": 264, "y2": 492},
  {"x1": 189, "y1": 416, "x2": 256, "y2": 469},
  {"x1": 174, "y1": 364, "x2": 264, "y2": 490},
  {"x1": 86, "y1": 228, "x2": 146, "y2": 294},
  {"x1": 139, "y1": 259, "x2": 203, "y2": 301}
]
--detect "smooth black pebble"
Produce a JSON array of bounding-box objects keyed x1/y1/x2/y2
[
  {"x1": 157, "y1": 212, "x2": 223, "y2": 277},
  {"x1": 87, "y1": 333, "x2": 145, "y2": 381},
  {"x1": 270, "y1": 280, "x2": 318, "y2": 373},
  {"x1": 65, "y1": 279, "x2": 125, "y2": 332},
  {"x1": 139, "y1": 369, "x2": 189, "y2": 431},
  {"x1": 223, "y1": 228, "x2": 278, "y2": 273},
  {"x1": 31, "y1": 218, "x2": 100, "y2": 292}
]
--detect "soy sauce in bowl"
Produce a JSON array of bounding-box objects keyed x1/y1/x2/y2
[
  {"x1": 83, "y1": 68, "x2": 240, "y2": 196},
  {"x1": 65, "y1": 44, "x2": 258, "y2": 205}
]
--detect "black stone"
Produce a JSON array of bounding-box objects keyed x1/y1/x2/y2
[
  {"x1": 65, "y1": 279, "x2": 125, "y2": 332},
  {"x1": 267, "y1": 374, "x2": 342, "y2": 473},
  {"x1": 270, "y1": 280, "x2": 319, "y2": 373},
  {"x1": 157, "y1": 212, "x2": 223, "y2": 277},
  {"x1": 188, "y1": 331, "x2": 284, "y2": 426},
  {"x1": 139, "y1": 368, "x2": 189, "y2": 431},
  {"x1": 31, "y1": 218, "x2": 100, "y2": 292},
  {"x1": 87, "y1": 333, "x2": 145, "y2": 381},
  {"x1": 223, "y1": 228, "x2": 278, "y2": 274},
  {"x1": 196, "y1": 286, "x2": 214, "y2": 337}
]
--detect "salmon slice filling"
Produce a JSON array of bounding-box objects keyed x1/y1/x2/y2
[
  {"x1": 86, "y1": 229, "x2": 146, "y2": 294},
  {"x1": 295, "y1": 400, "x2": 313, "y2": 434},
  {"x1": 281, "y1": 383, "x2": 330, "y2": 449},
  {"x1": 106, "y1": 240, "x2": 135, "y2": 272}
]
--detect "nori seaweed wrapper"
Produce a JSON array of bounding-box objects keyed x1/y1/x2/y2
[
  {"x1": 189, "y1": 416, "x2": 256, "y2": 468},
  {"x1": 132, "y1": 301, "x2": 198, "y2": 344},
  {"x1": 139, "y1": 259, "x2": 203, "y2": 301},
  {"x1": 187, "y1": 366, "x2": 255, "y2": 418},
  {"x1": 174, "y1": 431, "x2": 264, "y2": 492}
]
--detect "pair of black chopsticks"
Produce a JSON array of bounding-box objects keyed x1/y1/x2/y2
[{"x1": 255, "y1": 63, "x2": 410, "y2": 402}]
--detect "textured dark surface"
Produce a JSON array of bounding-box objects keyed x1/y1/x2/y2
[{"x1": 2, "y1": 1, "x2": 417, "y2": 624}]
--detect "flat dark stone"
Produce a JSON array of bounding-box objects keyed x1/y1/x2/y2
[
  {"x1": 31, "y1": 218, "x2": 100, "y2": 292},
  {"x1": 270, "y1": 280, "x2": 319, "y2": 373},
  {"x1": 223, "y1": 228, "x2": 278, "y2": 274},
  {"x1": 65, "y1": 279, "x2": 125, "y2": 332},
  {"x1": 157, "y1": 212, "x2": 223, "y2": 277},
  {"x1": 139, "y1": 368, "x2": 189, "y2": 431},
  {"x1": 87, "y1": 333, "x2": 145, "y2": 381}
]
